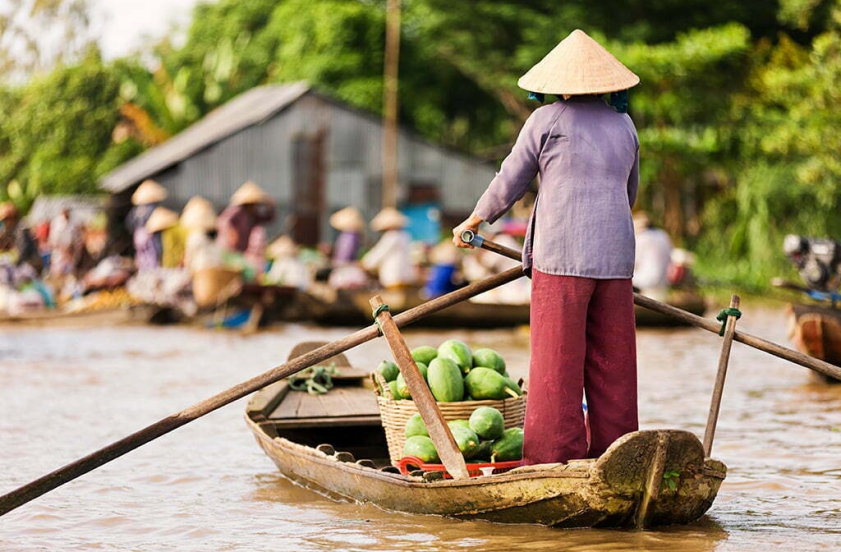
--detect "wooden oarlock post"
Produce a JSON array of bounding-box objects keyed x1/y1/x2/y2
[
  {"x1": 702, "y1": 295, "x2": 741, "y2": 457},
  {"x1": 370, "y1": 295, "x2": 471, "y2": 480}
]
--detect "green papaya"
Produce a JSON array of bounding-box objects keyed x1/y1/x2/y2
[
  {"x1": 469, "y1": 406, "x2": 505, "y2": 440},
  {"x1": 388, "y1": 380, "x2": 405, "y2": 400},
  {"x1": 450, "y1": 426, "x2": 481, "y2": 458},
  {"x1": 403, "y1": 435, "x2": 439, "y2": 463},
  {"x1": 416, "y1": 362, "x2": 428, "y2": 382},
  {"x1": 378, "y1": 360, "x2": 399, "y2": 382},
  {"x1": 404, "y1": 413, "x2": 428, "y2": 438},
  {"x1": 491, "y1": 427, "x2": 524, "y2": 462},
  {"x1": 464, "y1": 367, "x2": 516, "y2": 400},
  {"x1": 396, "y1": 372, "x2": 410, "y2": 399},
  {"x1": 503, "y1": 376, "x2": 522, "y2": 396},
  {"x1": 437, "y1": 340, "x2": 473, "y2": 374},
  {"x1": 427, "y1": 357, "x2": 464, "y2": 402},
  {"x1": 411, "y1": 345, "x2": 438, "y2": 365},
  {"x1": 447, "y1": 419, "x2": 471, "y2": 431},
  {"x1": 472, "y1": 440, "x2": 493, "y2": 461},
  {"x1": 472, "y1": 348, "x2": 506, "y2": 374}
]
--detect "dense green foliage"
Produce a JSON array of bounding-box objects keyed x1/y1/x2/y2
[{"x1": 1, "y1": 0, "x2": 841, "y2": 289}]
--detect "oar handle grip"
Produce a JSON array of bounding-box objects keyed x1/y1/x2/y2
[
  {"x1": 461, "y1": 230, "x2": 483, "y2": 248},
  {"x1": 461, "y1": 231, "x2": 522, "y2": 262}
]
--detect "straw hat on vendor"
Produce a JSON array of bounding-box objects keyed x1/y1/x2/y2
[
  {"x1": 229, "y1": 181, "x2": 273, "y2": 206},
  {"x1": 217, "y1": 181, "x2": 275, "y2": 254},
  {"x1": 452, "y1": 29, "x2": 641, "y2": 467},
  {"x1": 329, "y1": 206, "x2": 365, "y2": 233},
  {"x1": 516, "y1": 29, "x2": 639, "y2": 104},
  {"x1": 266, "y1": 235, "x2": 299, "y2": 259},
  {"x1": 180, "y1": 196, "x2": 217, "y2": 232},
  {"x1": 145, "y1": 207, "x2": 179, "y2": 234},
  {"x1": 131, "y1": 179, "x2": 168, "y2": 206},
  {"x1": 370, "y1": 207, "x2": 408, "y2": 233}
]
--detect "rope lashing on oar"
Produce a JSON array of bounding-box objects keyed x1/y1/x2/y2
[
  {"x1": 716, "y1": 308, "x2": 742, "y2": 336},
  {"x1": 372, "y1": 303, "x2": 390, "y2": 335}
]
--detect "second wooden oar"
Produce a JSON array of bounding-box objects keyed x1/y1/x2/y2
[
  {"x1": 371, "y1": 295, "x2": 470, "y2": 479},
  {"x1": 0, "y1": 266, "x2": 526, "y2": 517},
  {"x1": 461, "y1": 230, "x2": 841, "y2": 381}
]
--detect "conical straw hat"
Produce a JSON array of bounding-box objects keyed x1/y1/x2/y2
[
  {"x1": 370, "y1": 207, "x2": 408, "y2": 232},
  {"x1": 145, "y1": 207, "x2": 179, "y2": 233},
  {"x1": 329, "y1": 206, "x2": 365, "y2": 232},
  {"x1": 230, "y1": 181, "x2": 271, "y2": 206},
  {"x1": 518, "y1": 29, "x2": 639, "y2": 95},
  {"x1": 131, "y1": 179, "x2": 169, "y2": 205},
  {"x1": 180, "y1": 196, "x2": 217, "y2": 231},
  {"x1": 267, "y1": 235, "x2": 299, "y2": 259}
]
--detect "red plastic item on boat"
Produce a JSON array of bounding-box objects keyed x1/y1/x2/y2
[{"x1": 397, "y1": 456, "x2": 521, "y2": 478}]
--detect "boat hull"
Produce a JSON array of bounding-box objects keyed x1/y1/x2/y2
[
  {"x1": 247, "y1": 418, "x2": 725, "y2": 528},
  {"x1": 788, "y1": 303, "x2": 841, "y2": 383}
]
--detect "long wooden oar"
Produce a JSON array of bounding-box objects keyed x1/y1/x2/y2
[
  {"x1": 460, "y1": 231, "x2": 841, "y2": 381},
  {"x1": 0, "y1": 266, "x2": 525, "y2": 517}
]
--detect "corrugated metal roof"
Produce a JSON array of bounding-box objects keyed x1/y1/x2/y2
[{"x1": 100, "y1": 82, "x2": 311, "y2": 193}]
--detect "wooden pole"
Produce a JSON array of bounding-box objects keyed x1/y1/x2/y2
[
  {"x1": 371, "y1": 296, "x2": 470, "y2": 479},
  {"x1": 463, "y1": 232, "x2": 841, "y2": 380},
  {"x1": 381, "y1": 0, "x2": 401, "y2": 209},
  {"x1": 702, "y1": 295, "x2": 740, "y2": 457},
  {"x1": 0, "y1": 266, "x2": 525, "y2": 517}
]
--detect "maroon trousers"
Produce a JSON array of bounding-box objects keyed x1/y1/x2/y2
[{"x1": 522, "y1": 271, "x2": 638, "y2": 465}]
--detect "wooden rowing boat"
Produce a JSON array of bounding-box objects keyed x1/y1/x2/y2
[
  {"x1": 245, "y1": 342, "x2": 726, "y2": 528},
  {"x1": 786, "y1": 302, "x2": 841, "y2": 383}
]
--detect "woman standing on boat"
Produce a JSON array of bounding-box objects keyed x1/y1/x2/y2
[{"x1": 453, "y1": 29, "x2": 640, "y2": 464}]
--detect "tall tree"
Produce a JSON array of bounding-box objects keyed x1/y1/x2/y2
[{"x1": 0, "y1": 0, "x2": 95, "y2": 82}]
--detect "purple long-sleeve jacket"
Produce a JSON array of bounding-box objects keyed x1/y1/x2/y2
[{"x1": 473, "y1": 96, "x2": 639, "y2": 278}]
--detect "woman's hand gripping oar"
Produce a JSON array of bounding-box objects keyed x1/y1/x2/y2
[
  {"x1": 0, "y1": 266, "x2": 526, "y2": 517},
  {"x1": 460, "y1": 230, "x2": 841, "y2": 381}
]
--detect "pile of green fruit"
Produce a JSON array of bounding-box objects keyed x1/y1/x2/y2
[
  {"x1": 376, "y1": 339, "x2": 522, "y2": 402},
  {"x1": 401, "y1": 407, "x2": 524, "y2": 464}
]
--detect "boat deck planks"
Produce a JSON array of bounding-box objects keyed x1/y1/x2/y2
[{"x1": 269, "y1": 383, "x2": 380, "y2": 424}]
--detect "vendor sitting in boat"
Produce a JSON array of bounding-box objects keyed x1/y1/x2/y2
[
  {"x1": 361, "y1": 207, "x2": 418, "y2": 289},
  {"x1": 180, "y1": 196, "x2": 223, "y2": 274},
  {"x1": 633, "y1": 211, "x2": 673, "y2": 301},
  {"x1": 327, "y1": 206, "x2": 370, "y2": 289},
  {"x1": 126, "y1": 179, "x2": 168, "y2": 272},
  {"x1": 264, "y1": 235, "x2": 311, "y2": 290}
]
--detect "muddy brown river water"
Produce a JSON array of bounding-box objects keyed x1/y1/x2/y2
[{"x1": 0, "y1": 303, "x2": 840, "y2": 551}]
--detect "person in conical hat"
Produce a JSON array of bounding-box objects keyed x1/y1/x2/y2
[
  {"x1": 452, "y1": 29, "x2": 641, "y2": 466},
  {"x1": 329, "y1": 206, "x2": 365, "y2": 265},
  {"x1": 180, "y1": 197, "x2": 222, "y2": 273},
  {"x1": 361, "y1": 207, "x2": 417, "y2": 289},
  {"x1": 264, "y1": 235, "x2": 310, "y2": 290},
  {"x1": 217, "y1": 181, "x2": 276, "y2": 253},
  {"x1": 127, "y1": 180, "x2": 169, "y2": 272},
  {"x1": 145, "y1": 207, "x2": 186, "y2": 269}
]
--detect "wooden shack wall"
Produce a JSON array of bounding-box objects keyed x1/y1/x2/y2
[{"x1": 151, "y1": 93, "x2": 497, "y2": 242}]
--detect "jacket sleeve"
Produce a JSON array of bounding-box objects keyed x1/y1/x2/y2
[{"x1": 473, "y1": 109, "x2": 548, "y2": 224}]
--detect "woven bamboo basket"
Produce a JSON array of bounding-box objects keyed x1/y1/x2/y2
[
  {"x1": 192, "y1": 267, "x2": 242, "y2": 308},
  {"x1": 372, "y1": 373, "x2": 527, "y2": 465}
]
